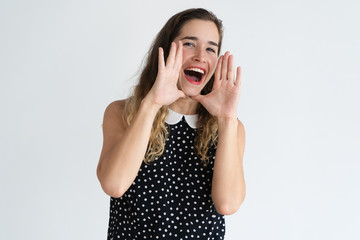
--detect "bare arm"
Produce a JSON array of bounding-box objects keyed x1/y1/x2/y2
[
  {"x1": 211, "y1": 117, "x2": 246, "y2": 215},
  {"x1": 191, "y1": 52, "x2": 246, "y2": 215},
  {"x1": 97, "y1": 99, "x2": 160, "y2": 198},
  {"x1": 96, "y1": 42, "x2": 184, "y2": 198}
]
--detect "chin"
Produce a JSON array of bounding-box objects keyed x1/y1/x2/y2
[
  {"x1": 180, "y1": 84, "x2": 203, "y2": 97},
  {"x1": 185, "y1": 92, "x2": 198, "y2": 97},
  {"x1": 179, "y1": 78, "x2": 207, "y2": 97}
]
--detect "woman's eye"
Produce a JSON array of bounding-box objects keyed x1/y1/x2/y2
[
  {"x1": 183, "y1": 42, "x2": 195, "y2": 47},
  {"x1": 207, "y1": 48, "x2": 216, "y2": 53}
]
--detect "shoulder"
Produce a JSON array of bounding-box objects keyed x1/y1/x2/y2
[
  {"x1": 102, "y1": 99, "x2": 128, "y2": 133},
  {"x1": 104, "y1": 99, "x2": 126, "y2": 117}
]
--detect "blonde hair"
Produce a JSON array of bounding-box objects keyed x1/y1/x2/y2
[{"x1": 124, "y1": 96, "x2": 218, "y2": 165}]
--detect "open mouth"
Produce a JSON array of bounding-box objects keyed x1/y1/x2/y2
[{"x1": 184, "y1": 67, "x2": 206, "y2": 85}]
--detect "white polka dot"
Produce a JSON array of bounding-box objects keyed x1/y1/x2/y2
[{"x1": 107, "y1": 119, "x2": 224, "y2": 239}]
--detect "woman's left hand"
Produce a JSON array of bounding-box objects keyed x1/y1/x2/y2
[{"x1": 191, "y1": 52, "x2": 242, "y2": 119}]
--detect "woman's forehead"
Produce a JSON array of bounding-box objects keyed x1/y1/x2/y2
[{"x1": 177, "y1": 19, "x2": 220, "y2": 44}]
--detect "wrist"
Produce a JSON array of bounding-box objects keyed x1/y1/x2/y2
[
  {"x1": 141, "y1": 95, "x2": 162, "y2": 116},
  {"x1": 217, "y1": 116, "x2": 238, "y2": 136},
  {"x1": 217, "y1": 116, "x2": 238, "y2": 125}
]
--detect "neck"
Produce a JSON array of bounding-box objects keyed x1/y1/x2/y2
[{"x1": 169, "y1": 97, "x2": 199, "y2": 115}]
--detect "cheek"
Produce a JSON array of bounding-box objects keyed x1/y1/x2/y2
[
  {"x1": 209, "y1": 58, "x2": 218, "y2": 73},
  {"x1": 181, "y1": 49, "x2": 191, "y2": 62}
]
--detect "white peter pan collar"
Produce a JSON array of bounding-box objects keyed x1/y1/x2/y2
[{"x1": 165, "y1": 108, "x2": 198, "y2": 129}]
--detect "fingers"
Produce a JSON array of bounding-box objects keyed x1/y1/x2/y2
[
  {"x1": 158, "y1": 47, "x2": 165, "y2": 70},
  {"x1": 213, "y1": 55, "x2": 223, "y2": 89},
  {"x1": 166, "y1": 42, "x2": 177, "y2": 66},
  {"x1": 235, "y1": 66, "x2": 242, "y2": 87},
  {"x1": 227, "y1": 54, "x2": 235, "y2": 81},
  {"x1": 216, "y1": 51, "x2": 233, "y2": 81},
  {"x1": 221, "y1": 52, "x2": 230, "y2": 81},
  {"x1": 174, "y1": 41, "x2": 183, "y2": 71},
  {"x1": 216, "y1": 51, "x2": 240, "y2": 85},
  {"x1": 166, "y1": 41, "x2": 183, "y2": 68}
]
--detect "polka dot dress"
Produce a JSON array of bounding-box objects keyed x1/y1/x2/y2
[{"x1": 107, "y1": 111, "x2": 225, "y2": 239}]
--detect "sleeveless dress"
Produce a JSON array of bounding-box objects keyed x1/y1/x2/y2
[{"x1": 107, "y1": 109, "x2": 225, "y2": 239}]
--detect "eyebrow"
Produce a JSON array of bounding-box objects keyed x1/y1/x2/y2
[{"x1": 181, "y1": 36, "x2": 219, "y2": 47}]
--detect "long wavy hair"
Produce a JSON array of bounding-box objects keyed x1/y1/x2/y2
[{"x1": 124, "y1": 8, "x2": 223, "y2": 165}]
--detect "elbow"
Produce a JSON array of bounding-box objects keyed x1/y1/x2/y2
[
  {"x1": 106, "y1": 188, "x2": 124, "y2": 199},
  {"x1": 215, "y1": 203, "x2": 240, "y2": 216},
  {"x1": 100, "y1": 181, "x2": 126, "y2": 198},
  {"x1": 214, "y1": 195, "x2": 246, "y2": 215},
  {"x1": 97, "y1": 169, "x2": 126, "y2": 198}
]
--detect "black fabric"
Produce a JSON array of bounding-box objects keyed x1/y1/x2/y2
[{"x1": 107, "y1": 117, "x2": 225, "y2": 239}]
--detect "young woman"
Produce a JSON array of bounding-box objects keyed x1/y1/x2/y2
[{"x1": 97, "y1": 8, "x2": 246, "y2": 240}]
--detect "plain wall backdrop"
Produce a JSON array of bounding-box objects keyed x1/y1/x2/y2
[{"x1": 1, "y1": 0, "x2": 359, "y2": 239}]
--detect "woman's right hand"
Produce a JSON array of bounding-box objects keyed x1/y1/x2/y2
[{"x1": 146, "y1": 41, "x2": 186, "y2": 106}]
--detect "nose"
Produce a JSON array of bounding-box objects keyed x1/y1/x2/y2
[{"x1": 192, "y1": 48, "x2": 206, "y2": 63}]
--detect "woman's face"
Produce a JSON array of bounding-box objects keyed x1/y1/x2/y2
[{"x1": 173, "y1": 19, "x2": 220, "y2": 97}]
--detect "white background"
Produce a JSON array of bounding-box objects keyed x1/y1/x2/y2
[{"x1": 1, "y1": 0, "x2": 359, "y2": 239}]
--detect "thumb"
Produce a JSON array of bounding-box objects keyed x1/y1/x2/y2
[
  {"x1": 177, "y1": 90, "x2": 186, "y2": 99},
  {"x1": 191, "y1": 94, "x2": 205, "y2": 104}
]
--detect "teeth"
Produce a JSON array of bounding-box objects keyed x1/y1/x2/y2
[{"x1": 186, "y1": 67, "x2": 205, "y2": 75}]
